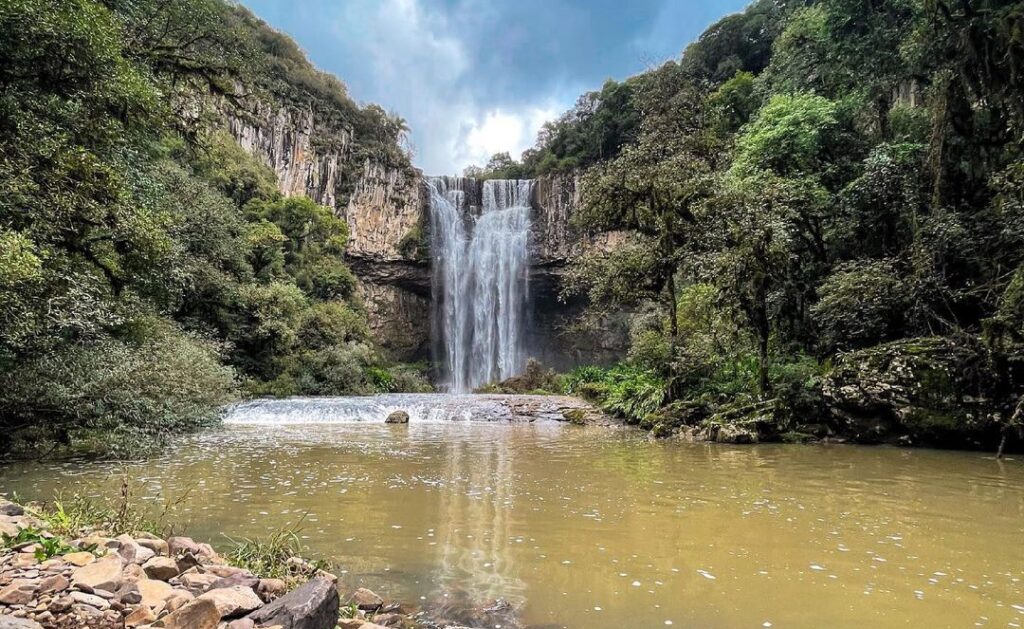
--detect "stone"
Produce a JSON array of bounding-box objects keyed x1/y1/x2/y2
[
  {"x1": 227, "y1": 619, "x2": 255, "y2": 629},
  {"x1": 62, "y1": 551, "x2": 96, "y2": 567},
  {"x1": 197, "y1": 585, "x2": 262, "y2": 619},
  {"x1": 125, "y1": 605, "x2": 157, "y2": 627},
  {"x1": 351, "y1": 587, "x2": 383, "y2": 611},
  {"x1": 137, "y1": 538, "x2": 169, "y2": 556},
  {"x1": 38, "y1": 574, "x2": 69, "y2": 594},
  {"x1": 164, "y1": 590, "x2": 194, "y2": 613},
  {"x1": 136, "y1": 579, "x2": 175, "y2": 608},
  {"x1": 247, "y1": 577, "x2": 339, "y2": 629},
  {"x1": 167, "y1": 537, "x2": 201, "y2": 556},
  {"x1": 143, "y1": 556, "x2": 180, "y2": 581},
  {"x1": 116, "y1": 534, "x2": 156, "y2": 565},
  {"x1": 0, "y1": 579, "x2": 38, "y2": 605},
  {"x1": 0, "y1": 617, "x2": 43, "y2": 629},
  {"x1": 385, "y1": 410, "x2": 409, "y2": 424},
  {"x1": 209, "y1": 574, "x2": 258, "y2": 592},
  {"x1": 12, "y1": 554, "x2": 37, "y2": 569},
  {"x1": 204, "y1": 566, "x2": 250, "y2": 580},
  {"x1": 0, "y1": 500, "x2": 25, "y2": 516},
  {"x1": 255, "y1": 579, "x2": 287, "y2": 603},
  {"x1": 71, "y1": 554, "x2": 123, "y2": 592},
  {"x1": 179, "y1": 572, "x2": 219, "y2": 595},
  {"x1": 0, "y1": 521, "x2": 18, "y2": 538},
  {"x1": 369, "y1": 613, "x2": 404, "y2": 627},
  {"x1": 70, "y1": 591, "x2": 110, "y2": 610},
  {"x1": 153, "y1": 598, "x2": 219, "y2": 629}
]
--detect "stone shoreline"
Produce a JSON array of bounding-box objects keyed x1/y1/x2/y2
[{"x1": 0, "y1": 499, "x2": 432, "y2": 629}]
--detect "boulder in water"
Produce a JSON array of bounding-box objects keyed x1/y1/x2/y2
[{"x1": 385, "y1": 410, "x2": 409, "y2": 424}]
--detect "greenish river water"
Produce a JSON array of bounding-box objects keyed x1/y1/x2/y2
[{"x1": 2, "y1": 413, "x2": 1023, "y2": 628}]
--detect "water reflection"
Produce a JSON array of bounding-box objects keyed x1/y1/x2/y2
[{"x1": 2, "y1": 423, "x2": 1023, "y2": 629}]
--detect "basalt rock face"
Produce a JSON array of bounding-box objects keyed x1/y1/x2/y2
[
  {"x1": 527, "y1": 172, "x2": 630, "y2": 369},
  {"x1": 226, "y1": 101, "x2": 430, "y2": 360},
  {"x1": 227, "y1": 103, "x2": 346, "y2": 208}
]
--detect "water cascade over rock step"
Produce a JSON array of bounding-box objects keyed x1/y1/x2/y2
[
  {"x1": 223, "y1": 394, "x2": 605, "y2": 425},
  {"x1": 428, "y1": 177, "x2": 534, "y2": 393}
]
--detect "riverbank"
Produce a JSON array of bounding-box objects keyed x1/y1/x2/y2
[{"x1": 0, "y1": 497, "x2": 434, "y2": 629}]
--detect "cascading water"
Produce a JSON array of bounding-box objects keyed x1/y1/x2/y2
[{"x1": 428, "y1": 177, "x2": 533, "y2": 393}]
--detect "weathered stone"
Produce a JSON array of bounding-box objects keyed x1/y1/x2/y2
[
  {"x1": 351, "y1": 588, "x2": 383, "y2": 612},
  {"x1": 125, "y1": 605, "x2": 157, "y2": 627},
  {"x1": 247, "y1": 577, "x2": 339, "y2": 629},
  {"x1": 384, "y1": 410, "x2": 409, "y2": 424},
  {"x1": 209, "y1": 574, "x2": 258, "y2": 592},
  {"x1": 37, "y1": 574, "x2": 69, "y2": 594},
  {"x1": 62, "y1": 551, "x2": 96, "y2": 567},
  {"x1": 153, "y1": 597, "x2": 219, "y2": 629},
  {"x1": 0, "y1": 617, "x2": 43, "y2": 629},
  {"x1": 179, "y1": 572, "x2": 219, "y2": 595},
  {"x1": 0, "y1": 579, "x2": 38, "y2": 605},
  {"x1": 255, "y1": 579, "x2": 287, "y2": 603},
  {"x1": 164, "y1": 590, "x2": 194, "y2": 613},
  {"x1": 167, "y1": 537, "x2": 201, "y2": 556},
  {"x1": 135, "y1": 579, "x2": 175, "y2": 608},
  {"x1": 70, "y1": 591, "x2": 110, "y2": 610},
  {"x1": 204, "y1": 566, "x2": 250, "y2": 580},
  {"x1": 227, "y1": 619, "x2": 255, "y2": 629},
  {"x1": 0, "y1": 500, "x2": 24, "y2": 517},
  {"x1": 143, "y1": 556, "x2": 180, "y2": 581},
  {"x1": 116, "y1": 535, "x2": 156, "y2": 565},
  {"x1": 197, "y1": 585, "x2": 262, "y2": 619},
  {"x1": 12, "y1": 554, "x2": 37, "y2": 569},
  {"x1": 137, "y1": 538, "x2": 169, "y2": 556},
  {"x1": 71, "y1": 554, "x2": 123, "y2": 592}
]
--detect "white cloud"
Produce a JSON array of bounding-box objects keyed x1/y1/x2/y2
[{"x1": 330, "y1": 0, "x2": 564, "y2": 174}]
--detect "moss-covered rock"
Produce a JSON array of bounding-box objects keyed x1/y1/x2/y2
[{"x1": 822, "y1": 336, "x2": 1013, "y2": 448}]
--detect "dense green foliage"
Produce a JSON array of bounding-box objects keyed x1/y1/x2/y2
[
  {"x1": 0, "y1": 0, "x2": 424, "y2": 457},
  {"x1": 543, "y1": 0, "x2": 1024, "y2": 447}
]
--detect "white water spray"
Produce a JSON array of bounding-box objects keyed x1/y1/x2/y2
[{"x1": 429, "y1": 177, "x2": 533, "y2": 393}]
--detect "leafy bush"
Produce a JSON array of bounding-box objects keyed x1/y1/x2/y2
[
  {"x1": 812, "y1": 260, "x2": 907, "y2": 352},
  {"x1": 0, "y1": 321, "x2": 236, "y2": 456}
]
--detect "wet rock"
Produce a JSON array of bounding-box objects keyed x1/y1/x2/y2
[
  {"x1": 0, "y1": 579, "x2": 37, "y2": 605},
  {"x1": 153, "y1": 597, "x2": 220, "y2": 629},
  {"x1": 197, "y1": 585, "x2": 262, "y2": 618},
  {"x1": 351, "y1": 588, "x2": 383, "y2": 611},
  {"x1": 385, "y1": 411, "x2": 409, "y2": 424},
  {"x1": 143, "y1": 556, "x2": 180, "y2": 581},
  {"x1": 247, "y1": 577, "x2": 339, "y2": 629},
  {"x1": 256, "y1": 579, "x2": 287, "y2": 603},
  {"x1": 71, "y1": 554, "x2": 123, "y2": 592}
]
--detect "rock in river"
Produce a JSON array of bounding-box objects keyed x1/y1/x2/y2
[{"x1": 385, "y1": 410, "x2": 409, "y2": 424}]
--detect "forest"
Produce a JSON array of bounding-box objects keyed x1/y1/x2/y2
[
  {"x1": 473, "y1": 0, "x2": 1024, "y2": 451},
  {"x1": 0, "y1": 0, "x2": 427, "y2": 456}
]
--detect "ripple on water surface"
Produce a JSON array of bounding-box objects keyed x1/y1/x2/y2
[{"x1": 3, "y1": 411, "x2": 1024, "y2": 629}]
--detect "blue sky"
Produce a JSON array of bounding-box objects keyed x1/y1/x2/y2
[{"x1": 241, "y1": 0, "x2": 751, "y2": 174}]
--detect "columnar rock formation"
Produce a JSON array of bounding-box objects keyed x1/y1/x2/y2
[{"x1": 225, "y1": 97, "x2": 627, "y2": 368}]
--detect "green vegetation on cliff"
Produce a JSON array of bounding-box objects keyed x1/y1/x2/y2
[
  {"x1": 0, "y1": 0, "x2": 424, "y2": 457},
  {"x1": 492, "y1": 0, "x2": 1024, "y2": 450}
]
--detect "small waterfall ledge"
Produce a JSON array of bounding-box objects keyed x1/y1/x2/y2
[
  {"x1": 223, "y1": 394, "x2": 605, "y2": 424},
  {"x1": 428, "y1": 177, "x2": 534, "y2": 393}
]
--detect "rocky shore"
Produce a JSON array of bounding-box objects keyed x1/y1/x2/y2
[{"x1": 0, "y1": 499, "x2": 433, "y2": 629}]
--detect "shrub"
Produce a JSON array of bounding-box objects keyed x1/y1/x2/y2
[{"x1": 0, "y1": 321, "x2": 237, "y2": 456}]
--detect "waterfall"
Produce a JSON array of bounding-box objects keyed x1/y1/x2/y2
[{"x1": 428, "y1": 177, "x2": 533, "y2": 393}]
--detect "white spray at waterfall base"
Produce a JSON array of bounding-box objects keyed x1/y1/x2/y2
[{"x1": 428, "y1": 177, "x2": 533, "y2": 393}]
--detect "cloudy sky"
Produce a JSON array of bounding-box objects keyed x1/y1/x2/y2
[{"x1": 241, "y1": 0, "x2": 750, "y2": 175}]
